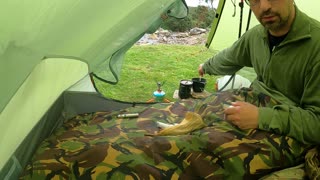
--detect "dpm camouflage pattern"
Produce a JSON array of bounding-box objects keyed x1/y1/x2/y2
[
  {"x1": 305, "y1": 146, "x2": 320, "y2": 180},
  {"x1": 20, "y1": 88, "x2": 311, "y2": 180}
]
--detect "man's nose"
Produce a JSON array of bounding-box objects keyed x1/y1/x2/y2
[{"x1": 259, "y1": 0, "x2": 272, "y2": 11}]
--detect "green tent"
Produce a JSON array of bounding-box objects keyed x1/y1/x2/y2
[
  {"x1": 2, "y1": 0, "x2": 319, "y2": 179},
  {"x1": 0, "y1": 1, "x2": 187, "y2": 178}
]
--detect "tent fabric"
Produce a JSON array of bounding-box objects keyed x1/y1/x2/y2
[
  {"x1": 0, "y1": 0, "x2": 188, "y2": 113},
  {"x1": 0, "y1": 58, "x2": 88, "y2": 171},
  {"x1": 1, "y1": 94, "x2": 66, "y2": 180},
  {"x1": 67, "y1": 75, "x2": 96, "y2": 93},
  {"x1": 0, "y1": 0, "x2": 188, "y2": 177}
]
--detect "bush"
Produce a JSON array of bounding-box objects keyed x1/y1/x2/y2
[
  {"x1": 161, "y1": 6, "x2": 215, "y2": 32},
  {"x1": 161, "y1": 16, "x2": 192, "y2": 32}
]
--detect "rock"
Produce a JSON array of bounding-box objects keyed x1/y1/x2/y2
[
  {"x1": 189, "y1": 27, "x2": 207, "y2": 35},
  {"x1": 172, "y1": 32, "x2": 189, "y2": 38},
  {"x1": 156, "y1": 29, "x2": 171, "y2": 37},
  {"x1": 136, "y1": 28, "x2": 207, "y2": 45}
]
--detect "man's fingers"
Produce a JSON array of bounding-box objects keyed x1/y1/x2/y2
[
  {"x1": 224, "y1": 114, "x2": 240, "y2": 127},
  {"x1": 225, "y1": 113, "x2": 238, "y2": 122},
  {"x1": 224, "y1": 105, "x2": 237, "y2": 114},
  {"x1": 224, "y1": 106, "x2": 240, "y2": 125},
  {"x1": 231, "y1": 101, "x2": 243, "y2": 106},
  {"x1": 198, "y1": 63, "x2": 204, "y2": 76}
]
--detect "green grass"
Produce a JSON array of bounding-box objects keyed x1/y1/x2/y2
[{"x1": 95, "y1": 44, "x2": 256, "y2": 102}]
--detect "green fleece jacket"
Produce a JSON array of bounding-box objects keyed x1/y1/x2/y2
[{"x1": 202, "y1": 7, "x2": 320, "y2": 145}]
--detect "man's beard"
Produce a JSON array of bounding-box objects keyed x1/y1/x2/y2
[{"x1": 259, "y1": 10, "x2": 289, "y2": 32}]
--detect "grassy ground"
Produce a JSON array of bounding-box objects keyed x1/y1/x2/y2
[{"x1": 95, "y1": 44, "x2": 256, "y2": 102}]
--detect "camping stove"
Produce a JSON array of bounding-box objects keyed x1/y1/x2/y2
[{"x1": 153, "y1": 81, "x2": 166, "y2": 102}]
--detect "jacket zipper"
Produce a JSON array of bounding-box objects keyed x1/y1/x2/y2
[{"x1": 264, "y1": 45, "x2": 277, "y2": 85}]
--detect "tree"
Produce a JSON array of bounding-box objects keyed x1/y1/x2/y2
[
  {"x1": 161, "y1": 5, "x2": 215, "y2": 32},
  {"x1": 161, "y1": 16, "x2": 192, "y2": 32},
  {"x1": 192, "y1": 5, "x2": 214, "y2": 29}
]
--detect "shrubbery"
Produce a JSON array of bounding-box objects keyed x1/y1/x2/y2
[{"x1": 161, "y1": 6, "x2": 215, "y2": 32}]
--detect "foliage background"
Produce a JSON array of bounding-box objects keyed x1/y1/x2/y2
[{"x1": 161, "y1": 6, "x2": 216, "y2": 32}]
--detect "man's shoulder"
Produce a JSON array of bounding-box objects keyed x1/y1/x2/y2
[
  {"x1": 308, "y1": 17, "x2": 320, "y2": 33},
  {"x1": 306, "y1": 17, "x2": 320, "y2": 43},
  {"x1": 298, "y1": 9, "x2": 320, "y2": 34}
]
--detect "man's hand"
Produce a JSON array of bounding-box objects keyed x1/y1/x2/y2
[
  {"x1": 198, "y1": 63, "x2": 204, "y2": 77},
  {"x1": 224, "y1": 101, "x2": 259, "y2": 129}
]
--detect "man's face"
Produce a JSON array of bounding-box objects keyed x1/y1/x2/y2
[{"x1": 250, "y1": 0, "x2": 295, "y2": 34}]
